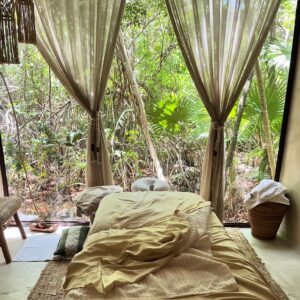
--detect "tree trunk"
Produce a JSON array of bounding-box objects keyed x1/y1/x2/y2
[
  {"x1": 255, "y1": 62, "x2": 276, "y2": 179},
  {"x1": 116, "y1": 32, "x2": 165, "y2": 180},
  {"x1": 48, "y1": 66, "x2": 53, "y2": 126},
  {"x1": 225, "y1": 73, "x2": 253, "y2": 172}
]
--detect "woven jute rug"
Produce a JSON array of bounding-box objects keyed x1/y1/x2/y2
[
  {"x1": 27, "y1": 260, "x2": 69, "y2": 300},
  {"x1": 27, "y1": 228, "x2": 288, "y2": 300},
  {"x1": 226, "y1": 228, "x2": 288, "y2": 300}
]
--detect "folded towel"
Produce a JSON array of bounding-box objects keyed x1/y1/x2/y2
[{"x1": 244, "y1": 179, "x2": 290, "y2": 210}]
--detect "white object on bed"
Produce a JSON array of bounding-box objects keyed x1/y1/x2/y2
[
  {"x1": 244, "y1": 179, "x2": 290, "y2": 210},
  {"x1": 131, "y1": 177, "x2": 170, "y2": 191}
]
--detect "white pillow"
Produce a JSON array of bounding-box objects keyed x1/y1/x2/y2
[{"x1": 131, "y1": 178, "x2": 170, "y2": 192}]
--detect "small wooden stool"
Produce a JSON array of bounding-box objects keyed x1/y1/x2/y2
[{"x1": 0, "y1": 197, "x2": 26, "y2": 263}]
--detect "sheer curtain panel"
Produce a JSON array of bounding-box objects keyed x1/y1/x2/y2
[
  {"x1": 34, "y1": 0, "x2": 125, "y2": 186},
  {"x1": 166, "y1": 0, "x2": 280, "y2": 220}
]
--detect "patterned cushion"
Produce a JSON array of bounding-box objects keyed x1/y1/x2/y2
[
  {"x1": 53, "y1": 226, "x2": 90, "y2": 260},
  {"x1": 0, "y1": 197, "x2": 22, "y2": 226}
]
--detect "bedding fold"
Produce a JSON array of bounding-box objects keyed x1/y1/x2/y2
[
  {"x1": 64, "y1": 210, "x2": 206, "y2": 294},
  {"x1": 63, "y1": 192, "x2": 238, "y2": 298}
]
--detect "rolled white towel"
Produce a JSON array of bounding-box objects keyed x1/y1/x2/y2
[{"x1": 131, "y1": 177, "x2": 170, "y2": 192}]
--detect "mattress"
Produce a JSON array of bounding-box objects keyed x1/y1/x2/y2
[{"x1": 64, "y1": 191, "x2": 279, "y2": 300}]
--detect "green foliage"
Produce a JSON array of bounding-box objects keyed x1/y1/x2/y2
[
  {"x1": 0, "y1": 0, "x2": 296, "y2": 222},
  {"x1": 149, "y1": 97, "x2": 193, "y2": 135},
  {"x1": 264, "y1": 42, "x2": 291, "y2": 69},
  {"x1": 242, "y1": 72, "x2": 286, "y2": 140},
  {"x1": 0, "y1": 44, "x2": 88, "y2": 192},
  {"x1": 238, "y1": 70, "x2": 286, "y2": 178},
  {"x1": 123, "y1": 0, "x2": 147, "y2": 27}
]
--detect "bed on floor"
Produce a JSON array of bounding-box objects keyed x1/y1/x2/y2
[{"x1": 63, "y1": 191, "x2": 279, "y2": 300}]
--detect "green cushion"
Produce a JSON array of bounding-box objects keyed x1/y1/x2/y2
[{"x1": 53, "y1": 226, "x2": 89, "y2": 260}]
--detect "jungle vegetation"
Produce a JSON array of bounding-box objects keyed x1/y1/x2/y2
[{"x1": 0, "y1": 0, "x2": 296, "y2": 222}]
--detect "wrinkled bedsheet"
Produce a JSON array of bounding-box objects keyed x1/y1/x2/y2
[{"x1": 64, "y1": 192, "x2": 278, "y2": 300}]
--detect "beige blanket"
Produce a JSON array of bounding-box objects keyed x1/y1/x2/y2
[{"x1": 64, "y1": 192, "x2": 238, "y2": 298}]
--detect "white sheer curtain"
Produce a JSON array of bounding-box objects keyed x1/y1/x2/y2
[
  {"x1": 166, "y1": 0, "x2": 280, "y2": 220},
  {"x1": 34, "y1": 0, "x2": 125, "y2": 186}
]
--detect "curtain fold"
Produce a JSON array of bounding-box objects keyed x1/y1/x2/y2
[
  {"x1": 34, "y1": 0, "x2": 125, "y2": 187},
  {"x1": 166, "y1": 0, "x2": 280, "y2": 220}
]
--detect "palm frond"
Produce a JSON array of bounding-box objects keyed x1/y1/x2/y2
[
  {"x1": 239, "y1": 72, "x2": 286, "y2": 141},
  {"x1": 264, "y1": 42, "x2": 291, "y2": 69}
]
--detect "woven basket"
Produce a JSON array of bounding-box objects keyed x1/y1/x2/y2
[{"x1": 249, "y1": 202, "x2": 288, "y2": 240}]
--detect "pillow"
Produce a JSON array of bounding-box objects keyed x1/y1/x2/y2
[
  {"x1": 53, "y1": 226, "x2": 90, "y2": 260},
  {"x1": 131, "y1": 178, "x2": 170, "y2": 192},
  {"x1": 89, "y1": 191, "x2": 207, "y2": 234},
  {"x1": 74, "y1": 185, "x2": 123, "y2": 217}
]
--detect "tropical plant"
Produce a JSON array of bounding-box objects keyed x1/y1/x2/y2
[
  {"x1": 0, "y1": 0, "x2": 296, "y2": 223},
  {"x1": 239, "y1": 69, "x2": 286, "y2": 178},
  {"x1": 264, "y1": 41, "x2": 292, "y2": 70}
]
